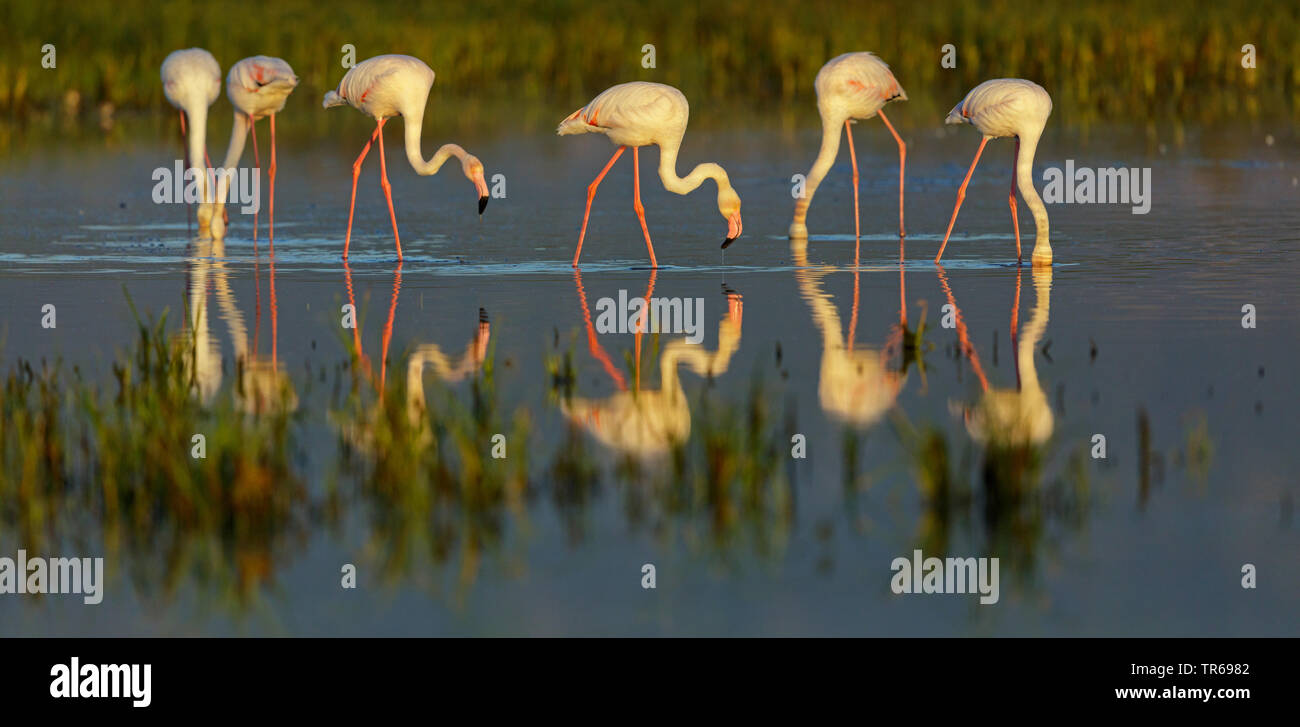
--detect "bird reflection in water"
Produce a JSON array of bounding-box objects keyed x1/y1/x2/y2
[
  {"x1": 920, "y1": 264, "x2": 1085, "y2": 581},
  {"x1": 181, "y1": 238, "x2": 296, "y2": 414},
  {"x1": 338, "y1": 261, "x2": 490, "y2": 452},
  {"x1": 561, "y1": 268, "x2": 743, "y2": 459},
  {"x1": 791, "y1": 237, "x2": 918, "y2": 428},
  {"x1": 937, "y1": 264, "x2": 1053, "y2": 450}
]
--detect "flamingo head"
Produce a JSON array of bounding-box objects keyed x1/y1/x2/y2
[
  {"x1": 462, "y1": 155, "x2": 490, "y2": 216},
  {"x1": 718, "y1": 187, "x2": 743, "y2": 249}
]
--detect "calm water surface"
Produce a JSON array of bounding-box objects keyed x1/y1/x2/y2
[{"x1": 1, "y1": 121, "x2": 1298, "y2": 635}]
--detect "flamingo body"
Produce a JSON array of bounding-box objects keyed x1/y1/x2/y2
[
  {"x1": 162, "y1": 48, "x2": 222, "y2": 112},
  {"x1": 324, "y1": 54, "x2": 435, "y2": 121},
  {"x1": 945, "y1": 78, "x2": 1051, "y2": 139},
  {"x1": 814, "y1": 52, "x2": 907, "y2": 123},
  {"x1": 557, "y1": 81, "x2": 687, "y2": 148},
  {"x1": 227, "y1": 55, "x2": 299, "y2": 119}
]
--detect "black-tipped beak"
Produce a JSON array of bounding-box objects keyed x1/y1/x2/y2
[
  {"x1": 478, "y1": 195, "x2": 489, "y2": 215},
  {"x1": 721, "y1": 236, "x2": 737, "y2": 250}
]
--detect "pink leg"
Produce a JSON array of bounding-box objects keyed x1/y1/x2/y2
[
  {"x1": 377, "y1": 119, "x2": 402, "y2": 259},
  {"x1": 845, "y1": 120, "x2": 860, "y2": 258},
  {"x1": 574, "y1": 269, "x2": 628, "y2": 390},
  {"x1": 848, "y1": 267, "x2": 860, "y2": 351},
  {"x1": 250, "y1": 116, "x2": 261, "y2": 242},
  {"x1": 935, "y1": 136, "x2": 990, "y2": 264},
  {"x1": 269, "y1": 114, "x2": 278, "y2": 248},
  {"x1": 343, "y1": 120, "x2": 384, "y2": 260},
  {"x1": 632, "y1": 147, "x2": 658, "y2": 268},
  {"x1": 1009, "y1": 138, "x2": 1021, "y2": 264},
  {"x1": 573, "y1": 146, "x2": 625, "y2": 267},
  {"x1": 342, "y1": 261, "x2": 371, "y2": 384},
  {"x1": 379, "y1": 262, "x2": 403, "y2": 391},
  {"x1": 1011, "y1": 265, "x2": 1022, "y2": 388},
  {"x1": 878, "y1": 109, "x2": 906, "y2": 238},
  {"x1": 269, "y1": 252, "x2": 279, "y2": 364}
]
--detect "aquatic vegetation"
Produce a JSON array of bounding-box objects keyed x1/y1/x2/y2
[
  {"x1": 0, "y1": 307, "x2": 306, "y2": 610},
  {"x1": 333, "y1": 338, "x2": 531, "y2": 595},
  {"x1": 892, "y1": 409, "x2": 1092, "y2": 584},
  {"x1": 667, "y1": 376, "x2": 795, "y2": 557},
  {"x1": 550, "y1": 353, "x2": 796, "y2": 558}
]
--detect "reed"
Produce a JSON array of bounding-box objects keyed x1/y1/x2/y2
[{"x1": 2, "y1": 0, "x2": 1295, "y2": 127}]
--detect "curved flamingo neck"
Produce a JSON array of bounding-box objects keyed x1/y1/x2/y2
[
  {"x1": 1016, "y1": 269, "x2": 1052, "y2": 395},
  {"x1": 401, "y1": 106, "x2": 467, "y2": 176},
  {"x1": 184, "y1": 100, "x2": 214, "y2": 204},
  {"x1": 1016, "y1": 130, "x2": 1051, "y2": 262},
  {"x1": 792, "y1": 114, "x2": 845, "y2": 226},
  {"x1": 214, "y1": 111, "x2": 250, "y2": 209},
  {"x1": 656, "y1": 139, "x2": 732, "y2": 197}
]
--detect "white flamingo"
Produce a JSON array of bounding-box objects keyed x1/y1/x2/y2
[
  {"x1": 557, "y1": 82, "x2": 743, "y2": 268},
  {"x1": 214, "y1": 56, "x2": 299, "y2": 244},
  {"x1": 935, "y1": 78, "x2": 1053, "y2": 266},
  {"x1": 323, "y1": 54, "x2": 490, "y2": 260},
  {"x1": 789, "y1": 52, "x2": 908, "y2": 243},
  {"x1": 161, "y1": 48, "x2": 222, "y2": 237}
]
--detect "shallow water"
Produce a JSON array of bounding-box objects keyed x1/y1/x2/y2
[{"x1": 1, "y1": 122, "x2": 1298, "y2": 635}]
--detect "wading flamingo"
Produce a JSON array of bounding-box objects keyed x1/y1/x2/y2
[
  {"x1": 324, "y1": 54, "x2": 490, "y2": 260},
  {"x1": 161, "y1": 48, "x2": 222, "y2": 237},
  {"x1": 789, "y1": 52, "x2": 908, "y2": 246},
  {"x1": 935, "y1": 79, "x2": 1053, "y2": 266},
  {"x1": 215, "y1": 56, "x2": 299, "y2": 244},
  {"x1": 557, "y1": 82, "x2": 743, "y2": 268}
]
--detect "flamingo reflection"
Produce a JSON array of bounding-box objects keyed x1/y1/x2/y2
[
  {"x1": 181, "y1": 239, "x2": 296, "y2": 413},
  {"x1": 791, "y1": 238, "x2": 912, "y2": 427},
  {"x1": 339, "y1": 261, "x2": 490, "y2": 451},
  {"x1": 937, "y1": 264, "x2": 1053, "y2": 447},
  {"x1": 561, "y1": 269, "x2": 742, "y2": 458}
]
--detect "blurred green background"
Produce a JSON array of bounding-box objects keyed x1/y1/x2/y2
[{"x1": 2, "y1": 0, "x2": 1296, "y2": 132}]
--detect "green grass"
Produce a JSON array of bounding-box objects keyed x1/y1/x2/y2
[
  {"x1": 2, "y1": 0, "x2": 1297, "y2": 127},
  {"x1": 0, "y1": 305, "x2": 305, "y2": 608}
]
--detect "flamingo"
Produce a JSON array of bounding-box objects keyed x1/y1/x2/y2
[
  {"x1": 161, "y1": 48, "x2": 222, "y2": 237},
  {"x1": 214, "y1": 56, "x2": 299, "y2": 245},
  {"x1": 935, "y1": 79, "x2": 1053, "y2": 267},
  {"x1": 557, "y1": 82, "x2": 743, "y2": 268},
  {"x1": 323, "y1": 54, "x2": 490, "y2": 260},
  {"x1": 789, "y1": 52, "x2": 908, "y2": 245}
]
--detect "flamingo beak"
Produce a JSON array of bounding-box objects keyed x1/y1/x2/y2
[
  {"x1": 473, "y1": 171, "x2": 490, "y2": 217},
  {"x1": 721, "y1": 212, "x2": 743, "y2": 249}
]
